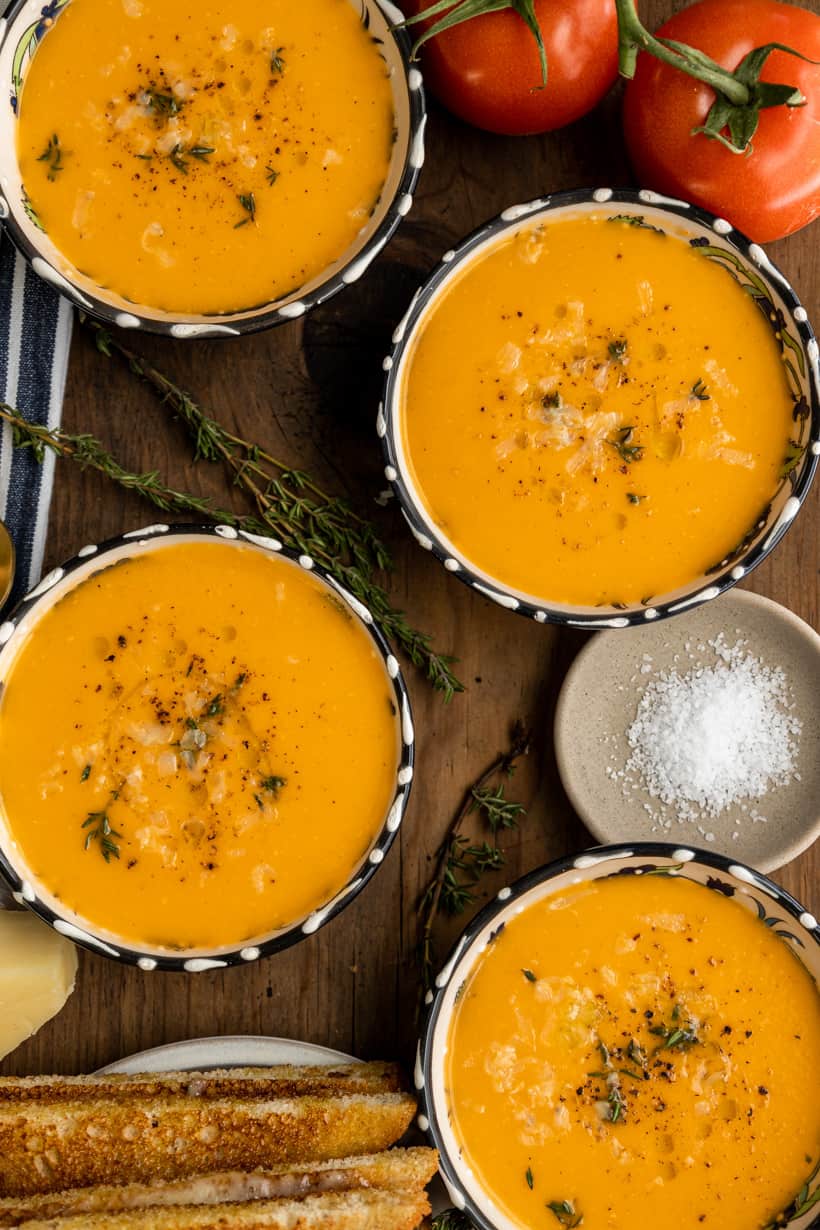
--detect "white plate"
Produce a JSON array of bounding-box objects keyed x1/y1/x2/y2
[
  {"x1": 99, "y1": 1035, "x2": 447, "y2": 1214},
  {"x1": 99, "y1": 1035, "x2": 353, "y2": 1075}
]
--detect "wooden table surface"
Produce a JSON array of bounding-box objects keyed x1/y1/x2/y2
[{"x1": 4, "y1": 0, "x2": 818, "y2": 1078}]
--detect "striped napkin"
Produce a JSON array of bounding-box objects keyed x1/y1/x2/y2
[{"x1": 0, "y1": 234, "x2": 73, "y2": 611}]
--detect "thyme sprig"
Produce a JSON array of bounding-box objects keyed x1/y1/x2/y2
[
  {"x1": 82, "y1": 787, "x2": 122, "y2": 862},
  {"x1": 417, "y1": 721, "x2": 531, "y2": 990},
  {"x1": 82, "y1": 321, "x2": 462, "y2": 699},
  {"x1": 0, "y1": 390, "x2": 460, "y2": 703}
]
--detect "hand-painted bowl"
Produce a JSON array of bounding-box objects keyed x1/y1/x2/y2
[
  {"x1": 0, "y1": 0, "x2": 425, "y2": 337},
  {"x1": 380, "y1": 188, "x2": 820, "y2": 629},
  {"x1": 417, "y1": 842, "x2": 820, "y2": 1230},
  {"x1": 0, "y1": 523, "x2": 414, "y2": 970}
]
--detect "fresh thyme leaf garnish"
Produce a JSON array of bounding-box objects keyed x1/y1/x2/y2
[
  {"x1": 205, "y1": 694, "x2": 223, "y2": 717},
  {"x1": 649, "y1": 1005, "x2": 700, "y2": 1052},
  {"x1": 607, "y1": 1083, "x2": 626, "y2": 1122},
  {"x1": 522, "y1": 968, "x2": 537, "y2": 983},
  {"x1": 270, "y1": 46, "x2": 285, "y2": 75},
  {"x1": 608, "y1": 338, "x2": 628, "y2": 362},
  {"x1": 265, "y1": 164, "x2": 279, "y2": 186},
  {"x1": 547, "y1": 1200, "x2": 583, "y2": 1227},
  {"x1": 627, "y1": 1038, "x2": 646, "y2": 1067},
  {"x1": 691, "y1": 378, "x2": 710, "y2": 401},
  {"x1": 618, "y1": 1067, "x2": 648, "y2": 1082},
  {"x1": 261, "y1": 775, "x2": 286, "y2": 795},
  {"x1": 135, "y1": 153, "x2": 153, "y2": 161},
  {"x1": 144, "y1": 88, "x2": 181, "y2": 117},
  {"x1": 169, "y1": 144, "x2": 189, "y2": 175},
  {"x1": 471, "y1": 783, "x2": 525, "y2": 833},
  {"x1": 626, "y1": 492, "x2": 646, "y2": 505},
  {"x1": 81, "y1": 788, "x2": 123, "y2": 862},
  {"x1": 234, "y1": 192, "x2": 257, "y2": 228},
  {"x1": 1, "y1": 320, "x2": 462, "y2": 701},
  {"x1": 169, "y1": 143, "x2": 215, "y2": 173},
  {"x1": 80, "y1": 764, "x2": 92, "y2": 782},
  {"x1": 37, "y1": 133, "x2": 64, "y2": 181},
  {"x1": 542, "y1": 391, "x2": 561, "y2": 410},
  {"x1": 417, "y1": 721, "x2": 531, "y2": 991},
  {"x1": 525, "y1": 1167, "x2": 534, "y2": 1190},
  {"x1": 608, "y1": 425, "x2": 644, "y2": 464}
]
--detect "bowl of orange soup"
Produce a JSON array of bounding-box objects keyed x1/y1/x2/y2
[
  {"x1": 418, "y1": 844, "x2": 820, "y2": 1230},
  {"x1": 381, "y1": 190, "x2": 819, "y2": 626},
  {"x1": 0, "y1": 525, "x2": 413, "y2": 969},
  {"x1": 0, "y1": 0, "x2": 424, "y2": 335}
]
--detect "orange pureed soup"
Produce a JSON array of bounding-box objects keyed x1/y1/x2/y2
[
  {"x1": 400, "y1": 216, "x2": 796, "y2": 606},
  {"x1": 16, "y1": 0, "x2": 395, "y2": 313},
  {"x1": 445, "y1": 875, "x2": 820, "y2": 1230},
  {"x1": 0, "y1": 541, "x2": 400, "y2": 950}
]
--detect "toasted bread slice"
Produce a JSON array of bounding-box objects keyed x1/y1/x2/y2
[
  {"x1": 0, "y1": 1093, "x2": 417, "y2": 1198},
  {"x1": 0, "y1": 1065, "x2": 404, "y2": 1106},
  {"x1": 15, "y1": 1188, "x2": 431, "y2": 1230},
  {"x1": 0, "y1": 1149, "x2": 438, "y2": 1225}
]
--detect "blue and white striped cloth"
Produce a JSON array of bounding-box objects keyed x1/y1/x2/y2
[{"x1": 0, "y1": 234, "x2": 73, "y2": 611}]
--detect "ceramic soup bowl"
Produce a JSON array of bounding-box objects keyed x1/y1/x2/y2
[
  {"x1": 417, "y1": 842, "x2": 820, "y2": 1230},
  {"x1": 0, "y1": 0, "x2": 425, "y2": 336},
  {"x1": 0, "y1": 524, "x2": 414, "y2": 970},
  {"x1": 380, "y1": 188, "x2": 819, "y2": 628}
]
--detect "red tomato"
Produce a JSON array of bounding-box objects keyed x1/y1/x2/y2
[
  {"x1": 402, "y1": 0, "x2": 619, "y2": 136},
  {"x1": 623, "y1": 0, "x2": 820, "y2": 242}
]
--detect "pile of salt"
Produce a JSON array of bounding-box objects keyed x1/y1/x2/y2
[{"x1": 618, "y1": 635, "x2": 801, "y2": 832}]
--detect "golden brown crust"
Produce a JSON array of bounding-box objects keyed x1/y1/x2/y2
[
  {"x1": 15, "y1": 1188, "x2": 431, "y2": 1230},
  {"x1": 0, "y1": 1066, "x2": 405, "y2": 1106},
  {"x1": 0, "y1": 1094, "x2": 417, "y2": 1198},
  {"x1": 0, "y1": 1149, "x2": 438, "y2": 1225}
]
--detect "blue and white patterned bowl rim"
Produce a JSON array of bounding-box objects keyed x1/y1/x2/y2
[
  {"x1": 0, "y1": 0, "x2": 425, "y2": 337},
  {"x1": 0, "y1": 522, "x2": 415, "y2": 971},
  {"x1": 380, "y1": 187, "x2": 820, "y2": 629},
  {"x1": 417, "y1": 841, "x2": 820, "y2": 1230}
]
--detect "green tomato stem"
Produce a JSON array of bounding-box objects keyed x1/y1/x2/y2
[{"x1": 614, "y1": 0, "x2": 750, "y2": 106}]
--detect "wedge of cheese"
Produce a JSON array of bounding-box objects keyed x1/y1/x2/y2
[{"x1": 0, "y1": 913, "x2": 77, "y2": 1060}]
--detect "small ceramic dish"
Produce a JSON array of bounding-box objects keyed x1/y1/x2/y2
[
  {"x1": 554, "y1": 590, "x2": 820, "y2": 872},
  {"x1": 0, "y1": 0, "x2": 425, "y2": 337},
  {"x1": 416, "y1": 843, "x2": 820, "y2": 1230},
  {"x1": 379, "y1": 187, "x2": 819, "y2": 628},
  {"x1": 0, "y1": 523, "x2": 414, "y2": 970}
]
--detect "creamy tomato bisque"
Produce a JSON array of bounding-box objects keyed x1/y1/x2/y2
[
  {"x1": 17, "y1": 0, "x2": 395, "y2": 313},
  {"x1": 400, "y1": 216, "x2": 796, "y2": 606},
  {"x1": 0, "y1": 542, "x2": 400, "y2": 950},
  {"x1": 446, "y1": 876, "x2": 820, "y2": 1230}
]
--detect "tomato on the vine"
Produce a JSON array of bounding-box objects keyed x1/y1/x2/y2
[
  {"x1": 401, "y1": 0, "x2": 619, "y2": 137},
  {"x1": 622, "y1": 0, "x2": 820, "y2": 242}
]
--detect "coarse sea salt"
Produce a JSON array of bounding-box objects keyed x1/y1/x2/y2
[{"x1": 616, "y1": 635, "x2": 801, "y2": 825}]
